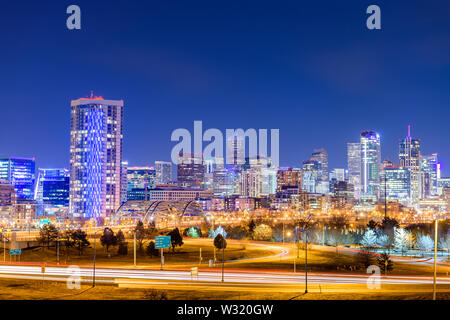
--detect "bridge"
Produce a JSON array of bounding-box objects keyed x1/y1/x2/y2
[{"x1": 111, "y1": 200, "x2": 210, "y2": 229}]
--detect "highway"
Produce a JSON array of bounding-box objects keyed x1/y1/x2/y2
[{"x1": 1, "y1": 264, "x2": 450, "y2": 293}]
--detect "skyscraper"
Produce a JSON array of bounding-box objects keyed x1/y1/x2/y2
[
  {"x1": 177, "y1": 153, "x2": 205, "y2": 189},
  {"x1": 69, "y1": 96, "x2": 124, "y2": 219},
  {"x1": 420, "y1": 153, "x2": 439, "y2": 198},
  {"x1": 126, "y1": 166, "x2": 156, "y2": 201},
  {"x1": 155, "y1": 161, "x2": 173, "y2": 184},
  {"x1": 399, "y1": 126, "x2": 420, "y2": 202},
  {"x1": 310, "y1": 148, "x2": 328, "y2": 184},
  {"x1": 302, "y1": 160, "x2": 320, "y2": 193},
  {"x1": 347, "y1": 142, "x2": 361, "y2": 199},
  {"x1": 35, "y1": 168, "x2": 70, "y2": 206},
  {"x1": 360, "y1": 131, "x2": 381, "y2": 198},
  {"x1": 380, "y1": 162, "x2": 411, "y2": 204},
  {"x1": 0, "y1": 156, "x2": 36, "y2": 200}
]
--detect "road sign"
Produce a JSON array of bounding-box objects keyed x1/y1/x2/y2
[
  {"x1": 155, "y1": 236, "x2": 171, "y2": 249},
  {"x1": 9, "y1": 249, "x2": 21, "y2": 255},
  {"x1": 39, "y1": 218, "x2": 51, "y2": 225}
]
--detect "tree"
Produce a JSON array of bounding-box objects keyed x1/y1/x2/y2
[
  {"x1": 248, "y1": 220, "x2": 256, "y2": 233},
  {"x1": 438, "y1": 235, "x2": 450, "y2": 257},
  {"x1": 394, "y1": 228, "x2": 410, "y2": 255},
  {"x1": 415, "y1": 234, "x2": 434, "y2": 256},
  {"x1": 367, "y1": 220, "x2": 379, "y2": 230},
  {"x1": 377, "y1": 252, "x2": 394, "y2": 274},
  {"x1": 253, "y1": 224, "x2": 273, "y2": 241},
  {"x1": 227, "y1": 225, "x2": 248, "y2": 240},
  {"x1": 376, "y1": 233, "x2": 390, "y2": 248},
  {"x1": 214, "y1": 233, "x2": 227, "y2": 250},
  {"x1": 116, "y1": 229, "x2": 128, "y2": 255},
  {"x1": 38, "y1": 224, "x2": 59, "y2": 250},
  {"x1": 186, "y1": 227, "x2": 200, "y2": 238},
  {"x1": 208, "y1": 227, "x2": 215, "y2": 238},
  {"x1": 381, "y1": 217, "x2": 399, "y2": 247},
  {"x1": 146, "y1": 241, "x2": 159, "y2": 258},
  {"x1": 168, "y1": 228, "x2": 184, "y2": 252},
  {"x1": 214, "y1": 226, "x2": 227, "y2": 239},
  {"x1": 70, "y1": 229, "x2": 90, "y2": 256},
  {"x1": 100, "y1": 227, "x2": 118, "y2": 257},
  {"x1": 135, "y1": 220, "x2": 148, "y2": 252},
  {"x1": 360, "y1": 229, "x2": 377, "y2": 249}
]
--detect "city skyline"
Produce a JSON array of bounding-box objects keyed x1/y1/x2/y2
[{"x1": 1, "y1": 1, "x2": 450, "y2": 175}]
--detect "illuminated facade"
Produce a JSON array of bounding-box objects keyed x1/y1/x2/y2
[
  {"x1": 347, "y1": 142, "x2": 361, "y2": 198},
  {"x1": 360, "y1": 131, "x2": 381, "y2": 198},
  {"x1": 127, "y1": 166, "x2": 156, "y2": 201},
  {"x1": 420, "y1": 153, "x2": 439, "y2": 198},
  {"x1": 177, "y1": 153, "x2": 205, "y2": 189},
  {"x1": 302, "y1": 160, "x2": 319, "y2": 194},
  {"x1": 399, "y1": 126, "x2": 420, "y2": 202},
  {"x1": 155, "y1": 161, "x2": 173, "y2": 184},
  {"x1": 0, "y1": 156, "x2": 36, "y2": 200},
  {"x1": 380, "y1": 164, "x2": 411, "y2": 204},
  {"x1": 34, "y1": 168, "x2": 70, "y2": 206},
  {"x1": 69, "y1": 97, "x2": 124, "y2": 219}
]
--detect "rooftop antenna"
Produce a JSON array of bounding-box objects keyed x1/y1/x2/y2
[
  {"x1": 90, "y1": 90, "x2": 94, "y2": 99},
  {"x1": 408, "y1": 124, "x2": 411, "y2": 138}
]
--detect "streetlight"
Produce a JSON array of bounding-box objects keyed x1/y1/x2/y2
[
  {"x1": 433, "y1": 218, "x2": 438, "y2": 300},
  {"x1": 221, "y1": 236, "x2": 225, "y2": 283}
]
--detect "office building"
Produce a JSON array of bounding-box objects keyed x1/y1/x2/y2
[
  {"x1": 155, "y1": 161, "x2": 172, "y2": 184},
  {"x1": 127, "y1": 166, "x2": 156, "y2": 201},
  {"x1": 34, "y1": 168, "x2": 70, "y2": 207},
  {"x1": 177, "y1": 153, "x2": 205, "y2": 189},
  {"x1": 360, "y1": 131, "x2": 381, "y2": 198},
  {"x1": 0, "y1": 156, "x2": 36, "y2": 200},
  {"x1": 399, "y1": 126, "x2": 420, "y2": 202},
  {"x1": 347, "y1": 142, "x2": 361, "y2": 199}
]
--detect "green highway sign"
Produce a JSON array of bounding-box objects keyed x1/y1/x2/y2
[
  {"x1": 155, "y1": 235, "x2": 171, "y2": 249},
  {"x1": 9, "y1": 249, "x2": 21, "y2": 255}
]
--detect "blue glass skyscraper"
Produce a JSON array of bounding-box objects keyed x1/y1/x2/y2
[
  {"x1": 0, "y1": 156, "x2": 36, "y2": 200},
  {"x1": 69, "y1": 96, "x2": 124, "y2": 219}
]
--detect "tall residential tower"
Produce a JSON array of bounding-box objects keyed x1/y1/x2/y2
[{"x1": 69, "y1": 96, "x2": 124, "y2": 219}]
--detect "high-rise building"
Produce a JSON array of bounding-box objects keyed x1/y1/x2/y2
[
  {"x1": 69, "y1": 96, "x2": 124, "y2": 219},
  {"x1": 120, "y1": 161, "x2": 128, "y2": 204},
  {"x1": 380, "y1": 162, "x2": 411, "y2": 204},
  {"x1": 302, "y1": 160, "x2": 320, "y2": 194},
  {"x1": 240, "y1": 168, "x2": 262, "y2": 197},
  {"x1": 347, "y1": 142, "x2": 361, "y2": 199},
  {"x1": 329, "y1": 168, "x2": 346, "y2": 183},
  {"x1": 126, "y1": 166, "x2": 156, "y2": 201},
  {"x1": 226, "y1": 134, "x2": 245, "y2": 168},
  {"x1": 310, "y1": 148, "x2": 328, "y2": 184},
  {"x1": 360, "y1": 131, "x2": 381, "y2": 198},
  {"x1": 155, "y1": 161, "x2": 172, "y2": 184},
  {"x1": 35, "y1": 168, "x2": 70, "y2": 207},
  {"x1": 177, "y1": 153, "x2": 205, "y2": 189},
  {"x1": 277, "y1": 167, "x2": 302, "y2": 192},
  {"x1": 399, "y1": 126, "x2": 420, "y2": 202},
  {"x1": 0, "y1": 179, "x2": 15, "y2": 206},
  {"x1": 213, "y1": 167, "x2": 239, "y2": 197},
  {"x1": 0, "y1": 156, "x2": 36, "y2": 200},
  {"x1": 419, "y1": 153, "x2": 439, "y2": 198}
]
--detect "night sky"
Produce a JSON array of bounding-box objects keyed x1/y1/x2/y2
[{"x1": 1, "y1": 1, "x2": 449, "y2": 175}]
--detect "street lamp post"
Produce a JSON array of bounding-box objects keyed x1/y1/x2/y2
[
  {"x1": 305, "y1": 229, "x2": 308, "y2": 294},
  {"x1": 221, "y1": 236, "x2": 225, "y2": 282},
  {"x1": 433, "y1": 218, "x2": 438, "y2": 300},
  {"x1": 93, "y1": 230, "x2": 97, "y2": 288}
]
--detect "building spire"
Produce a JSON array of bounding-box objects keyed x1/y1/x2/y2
[{"x1": 408, "y1": 124, "x2": 411, "y2": 138}]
